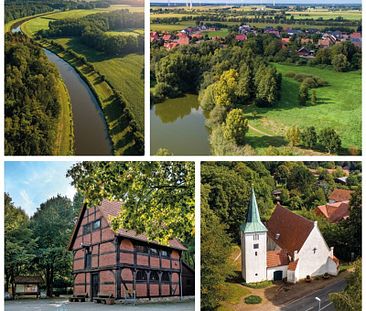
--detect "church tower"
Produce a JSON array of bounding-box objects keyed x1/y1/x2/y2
[{"x1": 240, "y1": 188, "x2": 267, "y2": 283}]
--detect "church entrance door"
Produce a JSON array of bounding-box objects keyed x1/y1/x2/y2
[{"x1": 273, "y1": 270, "x2": 283, "y2": 281}]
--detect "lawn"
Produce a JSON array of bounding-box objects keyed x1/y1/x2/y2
[
  {"x1": 206, "y1": 28, "x2": 229, "y2": 37},
  {"x1": 288, "y1": 9, "x2": 362, "y2": 21},
  {"x1": 244, "y1": 64, "x2": 361, "y2": 155}
]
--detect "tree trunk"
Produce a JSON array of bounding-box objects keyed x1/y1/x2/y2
[{"x1": 46, "y1": 267, "x2": 52, "y2": 297}]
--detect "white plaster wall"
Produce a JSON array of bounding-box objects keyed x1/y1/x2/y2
[
  {"x1": 267, "y1": 265, "x2": 288, "y2": 281},
  {"x1": 287, "y1": 270, "x2": 296, "y2": 283},
  {"x1": 327, "y1": 257, "x2": 338, "y2": 276},
  {"x1": 241, "y1": 231, "x2": 267, "y2": 283},
  {"x1": 297, "y1": 225, "x2": 334, "y2": 279}
]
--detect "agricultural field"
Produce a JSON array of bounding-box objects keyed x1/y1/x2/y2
[{"x1": 244, "y1": 64, "x2": 361, "y2": 155}]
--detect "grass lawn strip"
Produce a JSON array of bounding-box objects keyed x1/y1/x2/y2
[{"x1": 53, "y1": 79, "x2": 74, "y2": 155}]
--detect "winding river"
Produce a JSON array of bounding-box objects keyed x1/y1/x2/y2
[
  {"x1": 11, "y1": 21, "x2": 112, "y2": 155},
  {"x1": 150, "y1": 94, "x2": 211, "y2": 155}
]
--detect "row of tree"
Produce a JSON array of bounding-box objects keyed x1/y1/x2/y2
[
  {"x1": 5, "y1": 34, "x2": 63, "y2": 155},
  {"x1": 5, "y1": 0, "x2": 110, "y2": 23},
  {"x1": 286, "y1": 126, "x2": 342, "y2": 153},
  {"x1": 40, "y1": 9, "x2": 144, "y2": 56}
]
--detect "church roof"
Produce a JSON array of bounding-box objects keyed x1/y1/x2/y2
[
  {"x1": 267, "y1": 204, "x2": 314, "y2": 256},
  {"x1": 267, "y1": 250, "x2": 290, "y2": 268},
  {"x1": 240, "y1": 188, "x2": 267, "y2": 233}
]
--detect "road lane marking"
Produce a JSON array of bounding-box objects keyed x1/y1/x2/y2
[
  {"x1": 305, "y1": 307, "x2": 314, "y2": 311},
  {"x1": 320, "y1": 302, "x2": 333, "y2": 310}
]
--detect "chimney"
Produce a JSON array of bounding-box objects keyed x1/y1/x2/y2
[
  {"x1": 330, "y1": 247, "x2": 334, "y2": 257},
  {"x1": 294, "y1": 250, "x2": 298, "y2": 261}
]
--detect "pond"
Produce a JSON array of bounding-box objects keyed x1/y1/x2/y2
[{"x1": 150, "y1": 94, "x2": 211, "y2": 155}]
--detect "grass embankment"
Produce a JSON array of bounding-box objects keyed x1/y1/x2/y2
[
  {"x1": 41, "y1": 40, "x2": 141, "y2": 155},
  {"x1": 53, "y1": 80, "x2": 74, "y2": 155},
  {"x1": 244, "y1": 64, "x2": 361, "y2": 155}
]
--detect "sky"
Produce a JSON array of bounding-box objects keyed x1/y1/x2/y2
[
  {"x1": 152, "y1": 0, "x2": 361, "y2": 4},
  {"x1": 5, "y1": 161, "x2": 77, "y2": 216}
]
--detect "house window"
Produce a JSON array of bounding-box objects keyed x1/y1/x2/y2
[
  {"x1": 83, "y1": 224, "x2": 91, "y2": 235},
  {"x1": 150, "y1": 271, "x2": 159, "y2": 283},
  {"x1": 92, "y1": 219, "x2": 101, "y2": 231},
  {"x1": 136, "y1": 270, "x2": 147, "y2": 281},
  {"x1": 253, "y1": 234, "x2": 259, "y2": 240},
  {"x1": 253, "y1": 244, "x2": 259, "y2": 249},
  {"x1": 135, "y1": 245, "x2": 148, "y2": 254},
  {"x1": 160, "y1": 250, "x2": 170, "y2": 258},
  {"x1": 161, "y1": 272, "x2": 170, "y2": 282},
  {"x1": 150, "y1": 248, "x2": 158, "y2": 256},
  {"x1": 85, "y1": 251, "x2": 91, "y2": 269}
]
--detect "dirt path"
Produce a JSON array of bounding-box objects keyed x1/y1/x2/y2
[{"x1": 248, "y1": 124, "x2": 273, "y2": 136}]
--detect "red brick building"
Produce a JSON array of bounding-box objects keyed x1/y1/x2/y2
[{"x1": 68, "y1": 200, "x2": 193, "y2": 300}]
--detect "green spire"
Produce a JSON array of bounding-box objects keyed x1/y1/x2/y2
[{"x1": 240, "y1": 188, "x2": 267, "y2": 233}]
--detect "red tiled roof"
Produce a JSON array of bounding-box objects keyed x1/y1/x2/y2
[
  {"x1": 281, "y1": 38, "x2": 290, "y2": 43},
  {"x1": 267, "y1": 250, "x2": 290, "y2": 268},
  {"x1": 351, "y1": 32, "x2": 362, "y2": 39},
  {"x1": 329, "y1": 189, "x2": 352, "y2": 202},
  {"x1": 267, "y1": 204, "x2": 314, "y2": 256},
  {"x1": 99, "y1": 200, "x2": 187, "y2": 251},
  {"x1": 235, "y1": 34, "x2": 247, "y2": 41},
  {"x1": 288, "y1": 259, "x2": 299, "y2": 271},
  {"x1": 315, "y1": 201, "x2": 350, "y2": 223}
]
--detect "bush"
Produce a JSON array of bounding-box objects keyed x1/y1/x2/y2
[
  {"x1": 243, "y1": 280, "x2": 272, "y2": 289},
  {"x1": 244, "y1": 295, "x2": 262, "y2": 304}
]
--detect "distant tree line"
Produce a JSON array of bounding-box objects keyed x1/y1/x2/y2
[
  {"x1": 5, "y1": 0, "x2": 110, "y2": 23},
  {"x1": 40, "y1": 10, "x2": 144, "y2": 56},
  {"x1": 5, "y1": 33, "x2": 63, "y2": 155}
]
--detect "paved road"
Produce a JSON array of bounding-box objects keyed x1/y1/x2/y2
[
  {"x1": 5, "y1": 299, "x2": 195, "y2": 311},
  {"x1": 281, "y1": 279, "x2": 346, "y2": 311}
]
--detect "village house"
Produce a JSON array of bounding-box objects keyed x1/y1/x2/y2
[
  {"x1": 150, "y1": 32, "x2": 159, "y2": 42},
  {"x1": 235, "y1": 34, "x2": 247, "y2": 42},
  {"x1": 315, "y1": 189, "x2": 353, "y2": 223},
  {"x1": 241, "y1": 189, "x2": 338, "y2": 284},
  {"x1": 297, "y1": 47, "x2": 315, "y2": 58},
  {"x1": 68, "y1": 200, "x2": 194, "y2": 300}
]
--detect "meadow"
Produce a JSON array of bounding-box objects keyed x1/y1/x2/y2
[{"x1": 244, "y1": 64, "x2": 361, "y2": 155}]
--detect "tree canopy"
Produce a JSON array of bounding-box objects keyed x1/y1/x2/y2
[{"x1": 67, "y1": 161, "x2": 195, "y2": 245}]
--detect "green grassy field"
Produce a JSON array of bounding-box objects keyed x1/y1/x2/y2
[
  {"x1": 288, "y1": 9, "x2": 362, "y2": 20},
  {"x1": 206, "y1": 29, "x2": 229, "y2": 37},
  {"x1": 244, "y1": 64, "x2": 361, "y2": 155},
  {"x1": 105, "y1": 29, "x2": 143, "y2": 37},
  {"x1": 53, "y1": 79, "x2": 74, "y2": 155}
]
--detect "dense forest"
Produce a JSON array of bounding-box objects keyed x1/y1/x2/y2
[
  {"x1": 40, "y1": 10, "x2": 144, "y2": 56},
  {"x1": 5, "y1": 33, "x2": 65, "y2": 155},
  {"x1": 201, "y1": 161, "x2": 361, "y2": 310},
  {"x1": 5, "y1": 0, "x2": 110, "y2": 23}
]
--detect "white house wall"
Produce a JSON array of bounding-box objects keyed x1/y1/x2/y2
[
  {"x1": 267, "y1": 265, "x2": 288, "y2": 281},
  {"x1": 297, "y1": 225, "x2": 335, "y2": 279}
]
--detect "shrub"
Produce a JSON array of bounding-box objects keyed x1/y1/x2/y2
[{"x1": 244, "y1": 295, "x2": 262, "y2": 304}]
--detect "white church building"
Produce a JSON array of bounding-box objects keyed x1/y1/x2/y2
[{"x1": 240, "y1": 189, "x2": 339, "y2": 284}]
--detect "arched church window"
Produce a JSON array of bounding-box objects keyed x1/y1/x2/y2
[{"x1": 253, "y1": 234, "x2": 259, "y2": 240}]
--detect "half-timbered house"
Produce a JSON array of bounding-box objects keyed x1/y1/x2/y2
[{"x1": 68, "y1": 200, "x2": 194, "y2": 300}]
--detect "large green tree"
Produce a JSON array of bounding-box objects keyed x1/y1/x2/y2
[
  {"x1": 67, "y1": 161, "x2": 195, "y2": 245},
  {"x1": 30, "y1": 195, "x2": 75, "y2": 297},
  {"x1": 5, "y1": 193, "x2": 36, "y2": 295}
]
